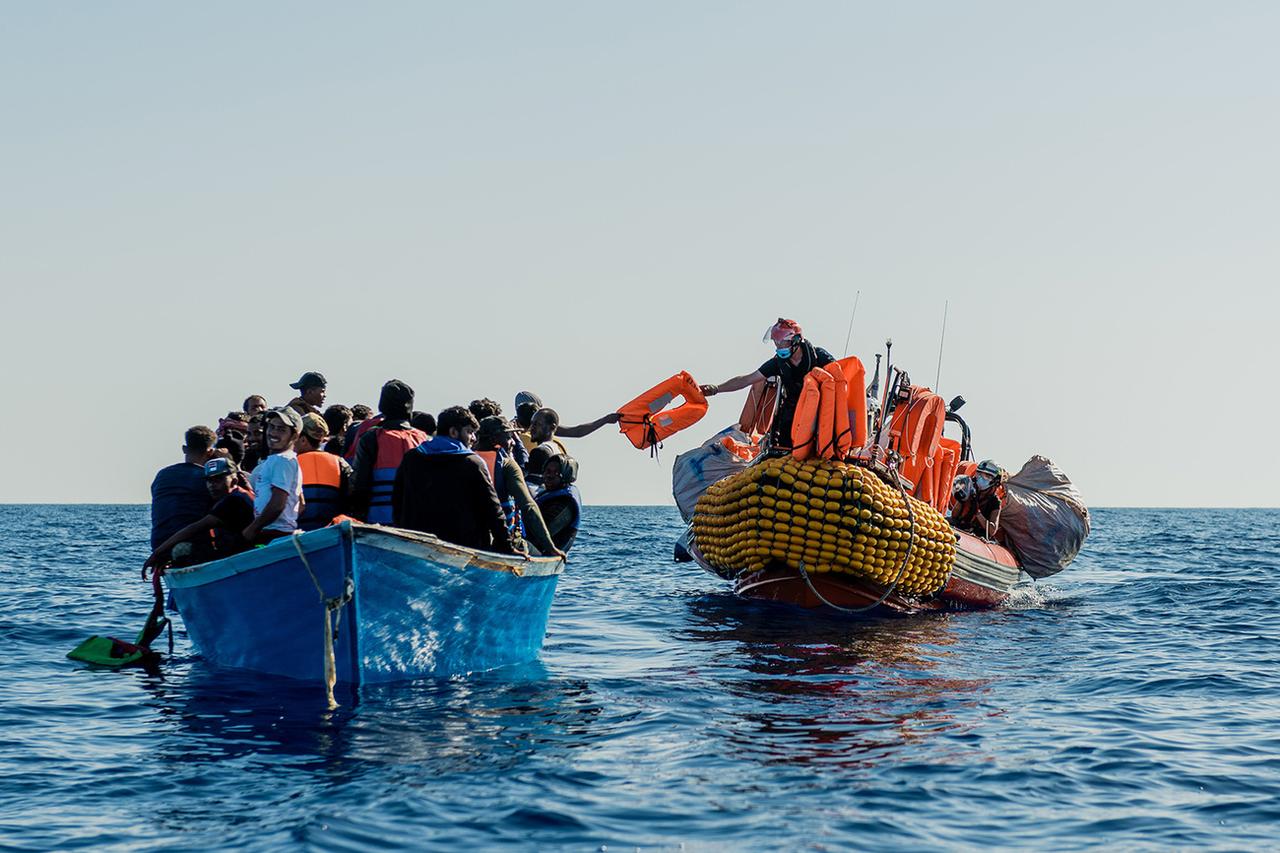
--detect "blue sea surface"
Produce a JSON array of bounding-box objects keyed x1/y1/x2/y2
[{"x1": 2, "y1": 506, "x2": 1279, "y2": 850}]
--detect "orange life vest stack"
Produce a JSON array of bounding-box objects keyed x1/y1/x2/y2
[
  {"x1": 788, "y1": 358, "x2": 865, "y2": 462},
  {"x1": 884, "y1": 385, "x2": 953, "y2": 514}
]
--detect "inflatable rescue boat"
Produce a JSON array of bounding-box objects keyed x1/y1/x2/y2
[{"x1": 670, "y1": 345, "x2": 1089, "y2": 614}]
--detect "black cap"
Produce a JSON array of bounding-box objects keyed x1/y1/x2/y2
[
  {"x1": 289, "y1": 371, "x2": 327, "y2": 390},
  {"x1": 378, "y1": 379, "x2": 415, "y2": 419},
  {"x1": 204, "y1": 457, "x2": 239, "y2": 479}
]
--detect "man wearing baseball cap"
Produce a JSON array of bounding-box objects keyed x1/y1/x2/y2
[
  {"x1": 243, "y1": 407, "x2": 305, "y2": 543},
  {"x1": 143, "y1": 457, "x2": 256, "y2": 570},
  {"x1": 286, "y1": 371, "x2": 327, "y2": 416}
]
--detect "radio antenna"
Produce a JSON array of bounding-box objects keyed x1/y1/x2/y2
[
  {"x1": 933, "y1": 300, "x2": 949, "y2": 392},
  {"x1": 842, "y1": 290, "x2": 862, "y2": 357}
]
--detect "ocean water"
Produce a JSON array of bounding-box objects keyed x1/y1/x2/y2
[{"x1": 2, "y1": 505, "x2": 1279, "y2": 850}]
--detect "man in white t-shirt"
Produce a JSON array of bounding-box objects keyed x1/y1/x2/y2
[{"x1": 243, "y1": 407, "x2": 305, "y2": 544}]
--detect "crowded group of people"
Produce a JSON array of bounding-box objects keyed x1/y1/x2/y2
[{"x1": 147, "y1": 371, "x2": 620, "y2": 570}]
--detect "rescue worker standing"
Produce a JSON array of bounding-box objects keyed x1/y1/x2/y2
[
  {"x1": 351, "y1": 380, "x2": 428, "y2": 523},
  {"x1": 699, "y1": 319, "x2": 835, "y2": 448}
]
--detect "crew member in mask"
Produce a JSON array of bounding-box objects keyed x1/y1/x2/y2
[
  {"x1": 949, "y1": 460, "x2": 1007, "y2": 538},
  {"x1": 698, "y1": 318, "x2": 836, "y2": 448}
]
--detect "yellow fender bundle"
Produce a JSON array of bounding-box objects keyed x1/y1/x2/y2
[{"x1": 691, "y1": 457, "x2": 957, "y2": 596}]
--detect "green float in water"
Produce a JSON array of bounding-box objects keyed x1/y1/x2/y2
[{"x1": 67, "y1": 632, "x2": 157, "y2": 669}]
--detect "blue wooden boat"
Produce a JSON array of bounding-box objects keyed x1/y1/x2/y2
[{"x1": 165, "y1": 521, "x2": 565, "y2": 684}]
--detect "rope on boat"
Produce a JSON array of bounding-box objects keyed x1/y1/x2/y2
[
  {"x1": 798, "y1": 466, "x2": 917, "y2": 615},
  {"x1": 292, "y1": 532, "x2": 354, "y2": 711}
]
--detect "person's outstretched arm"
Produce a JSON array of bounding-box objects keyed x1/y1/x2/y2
[
  {"x1": 557, "y1": 412, "x2": 622, "y2": 439},
  {"x1": 700, "y1": 370, "x2": 765, "y2": 397}
]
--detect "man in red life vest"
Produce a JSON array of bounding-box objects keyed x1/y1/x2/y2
[
  {"x1": 699, "y1": 318, "x2": 836, "y2": 449},
  {"x1": 351, "y1": 380, "x2": 427, "y2": 524}
]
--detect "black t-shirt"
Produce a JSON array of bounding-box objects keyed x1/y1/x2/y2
[
  {"x1": 209, "y1": 490, "x2": 255, "y2": 555},
  {"x1": 757, "y1": 343, "x2": 835, "y2": 441}
]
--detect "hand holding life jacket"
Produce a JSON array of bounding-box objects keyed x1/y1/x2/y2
[{"x1": 617, "y1": 371, "x2": 709, "y2": 451}]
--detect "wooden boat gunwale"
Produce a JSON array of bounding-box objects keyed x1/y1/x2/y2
[{"x1": 165, "y1": 521, "x2": 564, "y2": 591}]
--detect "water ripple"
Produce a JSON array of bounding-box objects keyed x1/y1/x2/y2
[{"x1": 2, "y1": 506, "x2": 1279, "y2": 849}]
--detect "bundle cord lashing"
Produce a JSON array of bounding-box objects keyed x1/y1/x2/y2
[{"x1": 797, "y1": 466, "x2": 916, "y2": 614}]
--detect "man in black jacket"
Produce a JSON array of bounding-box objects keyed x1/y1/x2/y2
[{"x1": 392, "y1": 406, "x2": 515, "y2": 554}]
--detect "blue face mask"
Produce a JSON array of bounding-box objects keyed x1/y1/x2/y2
[
  {"x1": 975, "y1": 475, "x2": 994, "y2": 490},
  {"x1": 775, "y1": 347, "x2": 792, "y2": 359}
]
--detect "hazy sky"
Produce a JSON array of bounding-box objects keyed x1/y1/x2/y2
[{"x1": 3, "y1": 3, "x2": 1276, "y2": 506}]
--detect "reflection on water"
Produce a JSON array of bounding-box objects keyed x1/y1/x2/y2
[
  {"x1": 145, "y1": 661, "x2": 602, "y2": 775},
  {"x1": 682, "y1": 594, "x2": 995, "y2": 768}
]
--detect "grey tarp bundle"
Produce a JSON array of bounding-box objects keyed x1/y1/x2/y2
[
  {"x1": 998, "y1": 455, "x2": 1090, "y2": 579},
  {"x1": 672, "y1": 426, "x2": 754, "y2": 522}
]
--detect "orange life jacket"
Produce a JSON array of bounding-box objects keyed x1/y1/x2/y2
[
  {"x1": 828, "y1": 365, "x2": 853, "y2": 460},
  {"x1": 831, "y1": 355, "x2": 868, "y2": 449},
  {"x1": 930, "y1": 437, "x2": 962, "y2": 515},
  {"x1": 617, "y1": 371, "x2": 708, "y2": 450},
  {"x1": 298, "y1": 451, "x2": 343, "y2": 531},
  {"x1": 719, "y1": 435, "x2": 762, "y2": 462},
  {"x1": 789, "y1": 365, "x2": 854, "y2": 462},
  {"x1": 787, "y1": 368, "x2": 826, "y2": 460},
  {"x1": 888, "y1": 387, "x2": 947, "y2": 496}
]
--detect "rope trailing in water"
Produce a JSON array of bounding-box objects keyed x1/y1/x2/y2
[
  {"x1": 292, "y1": 532, "x2": 354, "y2": 710},
  {"x1": 797, "y1": 466, "x2": 917, "y2": 614}
]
